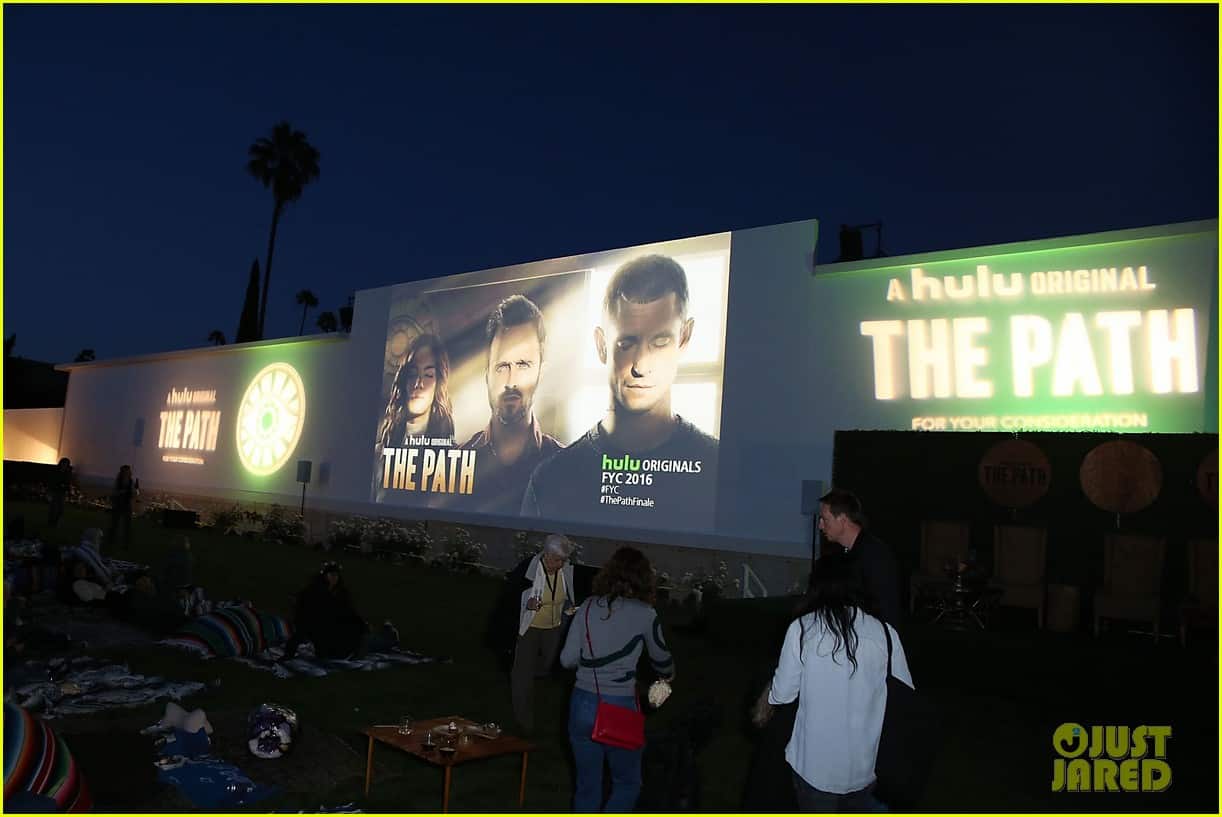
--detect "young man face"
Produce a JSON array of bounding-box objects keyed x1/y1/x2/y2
[
  {"x1": 596, "y1": 293, "x2": 694, "y2": 416},
  {"x1": 486, "y1": 322, "x2": 542, "y2": 426},
  {"x1": 401, "y1": 347, "x2": 437, "y2": 421}
]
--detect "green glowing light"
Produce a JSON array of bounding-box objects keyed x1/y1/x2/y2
[{"x1": 236, "y1": 362, "x2": 307, "y2": 476}]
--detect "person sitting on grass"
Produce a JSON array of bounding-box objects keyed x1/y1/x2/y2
[
  {"x1": 115, "y1": 571, "x2": 187, "y2": 634},
  {"x1": 282, "y1": 562, "x2": 399, "y2": 661},
  {"x1": 68, "y1": 528, "x2": 115, "y2": 588},
  {"x1": 158, "y1": 535, "x2": 209, "y2": 617}
]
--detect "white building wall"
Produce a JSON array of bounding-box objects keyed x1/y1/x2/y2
[
  {"x1": 51, "y1": 218, "x2": 1218, "y2": 567},
  {"x1": 2, "y1": 407, "x2": 65, "y2": 464}
]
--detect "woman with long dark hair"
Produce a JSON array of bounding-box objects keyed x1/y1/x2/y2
[
  {"x1": 768, "y1": 552, "x2": 913, "y2": 812},
  {"x1": 47, "y1": 457, "x2": 72, "y2": 528},
  {"x1": 375, "y1": 333, "x2": 455, "y2": 449},
  {"x1": 282, "y1": 561, "x2": 398, "y2": 660},
  {"x1": 560, "y1": 547, "x2": 674, "y2": 812},
  {"x1": 109, "y1": 465, "x2": 137, "y2": 550}
]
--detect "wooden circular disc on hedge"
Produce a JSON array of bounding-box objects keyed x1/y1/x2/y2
[
  {"x1": 1079, "y1": 440, "x2": 1163, "y2": 514},
  {"x1": 978, "y1": 439, "x2": 1052, "y2": 508}
]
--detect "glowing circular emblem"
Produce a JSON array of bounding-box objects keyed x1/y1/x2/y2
[{"x1": 236, "y1": 363, "x2": 306, "y2": 476}]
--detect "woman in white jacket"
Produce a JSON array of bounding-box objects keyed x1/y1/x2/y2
[
  {"x1": 511, "y1": 534, "x2": 577, "y2": 733},
  {"x1": 768, "y1": 552, "x2": 914, "y2": 811}
]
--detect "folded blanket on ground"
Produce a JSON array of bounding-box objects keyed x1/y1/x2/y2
[
  {"x1": 12, "y1": 659, "x2": 205, "y2": 719},
  {"x1": 105, "y1": 558, "x2": 148, "y2": 574},
  {"x1": 3, "y1": 701, "x2": 92, "y2": 812},
  {"x1": 232, "y1": 643, "x2": 447, "y2": 679},
  {"x1": 160, "y1": 605, "x2": 292, "y2": 658},
  {"x1": 6, "y1": 564, "x2": 61, "y2": 596},
  {"x1": 4, "y1": 539, "x2": 46, "y2": 561},
  {"x1": 281, "y1": 802, "x2": 362, "y2": 813},
  {"x1": 157, "y1": 757, "x2": 278, "y2": 809}
]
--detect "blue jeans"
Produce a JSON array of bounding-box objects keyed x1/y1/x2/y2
[{"x1": 568, "y1": 687, "x2": 643, "y2": 812}]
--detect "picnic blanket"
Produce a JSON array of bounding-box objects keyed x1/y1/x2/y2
[
  {"x1": 150, "y1": 726, "x2": 279, "y2": 809},
  {"x1": 160, "y1": 605, "x2": 292, "y2": 658},
  {"x1": 157, "y1": 758, "x2": 279, "y2": 809},
  {"x1": 231, "y1": 643, "x2": 447, "y2": 679},
  {"x1": 3, "y1": 702, "x2": 92, "y2": 812},
  {"x1": 11, "y1": 658, "x2": 205, "y2": 719}
]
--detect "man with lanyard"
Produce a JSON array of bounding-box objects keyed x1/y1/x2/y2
[{"x1": 512, "y1": 534, "x2": 577, "y2": 734}]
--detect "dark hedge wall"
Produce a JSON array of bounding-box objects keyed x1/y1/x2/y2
[{"x1": 830, "y1": 430, "x2": 1217, "y2": 611}]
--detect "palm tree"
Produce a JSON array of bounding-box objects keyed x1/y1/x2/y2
[
  {"x1": 316, "y1": 311, "x2": 338, "y2": 333},
  {"x1": 247, "y1": 122, "x2": 321, "y2": 340},
  {"x1": 74, "y1": 349, "x2": 95, "y2": 363},
  {"x1": 235, "y1": 259, "x2": 261, "y2": 344},
  {"x1": 207, "y1": 330, "x2": 226, "y2": 346},
  {"x1": 295, "y1": 289, "x2": 319, "y2": 335},
  {"x1": 338, "y1": 295, "x2": 354, "y2": 333}
]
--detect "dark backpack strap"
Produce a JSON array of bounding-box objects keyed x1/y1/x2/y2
[{"x1": 881, "y1": 618, "x2": 895, "y2": 679}]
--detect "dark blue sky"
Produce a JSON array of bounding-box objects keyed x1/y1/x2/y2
[{"x1": 4, "y1": 5, "x2": 1217, "y2": 364}]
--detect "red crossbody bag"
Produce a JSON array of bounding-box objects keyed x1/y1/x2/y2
[{"x1": 584, "y1": 601, "x2": 645, "y2": 750}]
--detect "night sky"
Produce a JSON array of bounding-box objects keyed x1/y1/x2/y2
[{"x1": 3, "y1": 4, "x2": 1217, "y2": 364}]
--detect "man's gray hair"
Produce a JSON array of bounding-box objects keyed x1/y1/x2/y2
[{"x1": 543, "y1": 534, "x2": 574, "y2": 557}]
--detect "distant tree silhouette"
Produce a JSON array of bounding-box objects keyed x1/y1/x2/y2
[
  {"x1": 338, "y1": 295, "x2": 354, "y2": 333},
  {"x1": 4, "y1": 333, "x2": 15, "y2": 357},
  {"x1": 74, "y1": 349, "x2": 95, "y2": 363},
  {"x1": 295, "y1": 289, "x2": 319, "y2": 335},
  {"x1": 247, "y1": 122, "x2": 321, "y2": 340},
  {"x1": 208, "y1": 330, "x2": 226, "y2": 346},
  {"x1": 316, "y1": 311, "x2": 339, "y2": 333},
  {"x1": 235, "y1": 259, "x2": 261, "y2": 344}
]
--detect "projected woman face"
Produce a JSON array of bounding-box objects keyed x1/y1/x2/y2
[
  {"x1": 598, "y1": 293, "x2": 694, "y2": 415},
  {"x1": 402, "y1": 347, "x2": 437, "y2": 421}
]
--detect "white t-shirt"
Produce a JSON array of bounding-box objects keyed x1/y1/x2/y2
[{"x1": 769, "y1": 609, "x2": 914, "y2": 794}]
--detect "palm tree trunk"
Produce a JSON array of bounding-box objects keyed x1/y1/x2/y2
[
  {"x1": 298, "y1": 304, "x2": 308, "y2": 335},
  {"x1": 258, "y1": 200, "x2": 283, "y2": 340}
]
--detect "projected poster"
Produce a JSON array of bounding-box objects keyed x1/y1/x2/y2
[
  {"x1": 816, "y1": 223, "x2": 1217, "y2": 433},
  {"x1": 371, "y1": 232, "x2": 730, "y2": 532}
]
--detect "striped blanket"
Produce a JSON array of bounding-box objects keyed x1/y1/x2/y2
[
  {"x1": 3, "y1": 702, "x2": 91, "y2": 812},
  {"x1": 160, "y1": 605, "x2": 292, "y2": 658},
  {"x1": 5, "y1": 564, "x2": 60, "y2": 596},
  {"x1": 232, "y1": 643, "x2": 446, "y2": 679}
]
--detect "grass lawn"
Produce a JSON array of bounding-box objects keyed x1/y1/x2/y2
[{"x1": 4, "y1": 500, "x2": 1218, "y2": 812}]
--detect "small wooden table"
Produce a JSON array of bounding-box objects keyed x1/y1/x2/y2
[{"x1": 363, "y1": 716, "x2": 534, "y2": 812}]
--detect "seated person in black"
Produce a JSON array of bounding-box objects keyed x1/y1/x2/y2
[
  {"x1": 115, "y1": 572, "x2": 186, "y2": 634},
  {"x1": 522, "y1": 254, "x2": 718, "y2": 530},
  {"x1": 283, "y1": 562, "x2": 398, "y2": 660}
]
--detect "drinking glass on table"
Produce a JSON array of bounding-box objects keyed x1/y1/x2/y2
[{"x1": 398, "y1": 715, "x2": 413, "y2": 736}]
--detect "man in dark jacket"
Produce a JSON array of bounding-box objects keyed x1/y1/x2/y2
[{"x1": 817, "y1": 488, "x2": 902, "y2": 626}]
